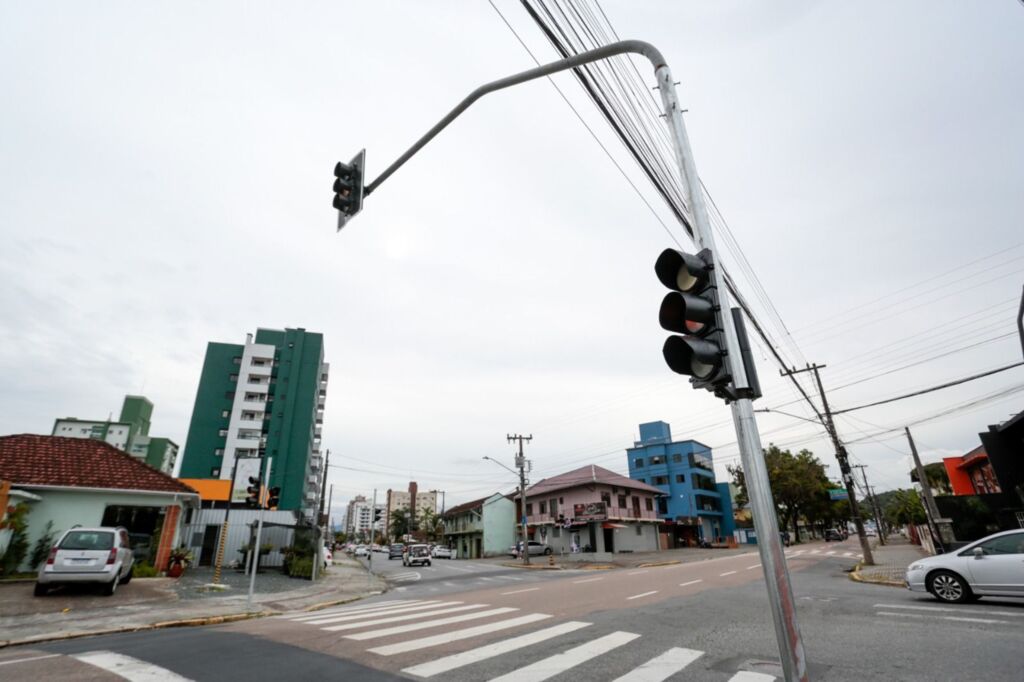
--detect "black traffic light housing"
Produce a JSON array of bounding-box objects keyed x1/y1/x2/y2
[
  {"x1": 656, "y1": 247, "x2": 735, "y2": 400},
  {"x1": 373, "y1": 508, "x2": 383, "y2": 523},
  {"x1": 266, "y1": 486, "x2": 281, "y2": 510},
  {"x1": 245, "y1": 476, "x2": 261, "y2": 508},
  {"x1": 333, "y1": 150, "x2": 366, "y2": 231}
]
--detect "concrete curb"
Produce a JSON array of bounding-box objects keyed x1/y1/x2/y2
[
  {"x1": 300, "y1": 590, "x2": 385, "y2": 613},
  {"x1": 498, "y1": 562, "x2": 563, "y2": 570},
  {"x1": 849, "y1": 562, "x2": 905, "y2": 588},
  {"x1": 637, "y1": 560, "x2": 681, "y2": 568}
]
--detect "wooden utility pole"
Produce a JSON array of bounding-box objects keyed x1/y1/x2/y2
[{"x1": 782, "y1": 364, "x2": 874, "y2": 565}]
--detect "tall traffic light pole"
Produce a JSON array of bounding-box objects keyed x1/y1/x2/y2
[{"x1": 333, "y1": 40, "x2": 807, "y2": 681}]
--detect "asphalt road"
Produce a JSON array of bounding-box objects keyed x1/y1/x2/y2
[{"x1": 2, "y1": 540, "x2": 1021, "y2": 681}]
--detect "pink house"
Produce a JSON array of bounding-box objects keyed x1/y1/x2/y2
[{"x1": 521, "y1": 464, "x2": 661, "y2": 555}]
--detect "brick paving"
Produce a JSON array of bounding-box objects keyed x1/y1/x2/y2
[{"x1": 856, "y1": 535, "x2": 927, "y2": 584}]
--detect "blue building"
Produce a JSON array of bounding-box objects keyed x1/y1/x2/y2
[{"x1": 626, "y1": 421, "x2": 735, "y2": 546}]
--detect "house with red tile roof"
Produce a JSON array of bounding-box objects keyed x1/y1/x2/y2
[{"x1": 0, "y1": 435, "x2": 199, "y2": 573}]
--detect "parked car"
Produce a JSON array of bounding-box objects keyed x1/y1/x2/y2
[
  {"x1": 388, "y1": 543, "x2": 405, "y2": 560},
  {"x1": 403, "y1": 543, "x2": 431, "y2": 567},
  {"x1": 824, "y1": 529, "x2": 843, "y2": 542},
  {"x1": 323, "y1": 545, "x2": 333, "y2": 568},
  {"x1": 905, "y1": 529, "x2": 1024, "y2": 603},
  {"x1": 508, "y1": 541, "x2": 552, "y2": 557},
  {"x1": 35, "y1": 527, "x2": 134, "y2": 596},
  {"x1": 430, "y1": 546, "x2": 453, "y2": 559},
  {"x1": 354, "y1": 545, "x2": 369, "y2": 557},
  {"x1": 865, "y1": 528, "x2": 877, "y2": 537}
]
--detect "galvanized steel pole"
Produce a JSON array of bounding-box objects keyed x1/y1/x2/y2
[{"x1": 246, "y1": 456, "x2": 272, "y2": 611}]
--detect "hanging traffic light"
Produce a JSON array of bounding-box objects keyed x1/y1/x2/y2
[
  {"x1": 245, "y1": 476, "x2": 261, "y2": 508},
  {"x1": 266, "y1": 486, "x2": 281, "y2": 510},
  {"x1": 333, "y1": 149, "x2": 366, "y2": 231},
  {"x1": 655, "y1": 247, "x2": 734, "y2": 399}
]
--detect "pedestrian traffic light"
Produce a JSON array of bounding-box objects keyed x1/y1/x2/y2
[
  {"x1": 266, "y1": 486, "x2": 281, "y2": 509},
  {"x1": 333, "y1": 149, "x2": 365, "y2": 231},
  {"x1": 245, "y1": 476, "x2": 261, "y2": 508},
  {"x1": 655, "y1": 247, "x2": 734, "y2": 399}
]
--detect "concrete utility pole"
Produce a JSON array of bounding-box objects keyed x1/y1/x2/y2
[
  {"x1": 340, "y1": 40, "x2": 808, "y2": 681},
  {"x1": 368, "y1": 488, "x2": 377, "y2": 587},
  {"x1": 783, "y1": 364, "x2": 874, "y2": 566},
  {"x1": 852, "y1": 464, "x2": 885, "y2": 546},
  {"x1": 906, "y1": 427, "x2": 943, "y2": 552},
  {"x1": 507, "y1": 434, "x2": 533, "y2": 566}
]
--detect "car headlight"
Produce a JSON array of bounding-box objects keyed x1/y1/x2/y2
[{"x1": 907, "y1": 563, "x2": 923, "y2": 572}]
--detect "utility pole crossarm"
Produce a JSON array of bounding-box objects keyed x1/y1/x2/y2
[{"x1": 363, "y1": 40, "x2": 666, "y2": 196}]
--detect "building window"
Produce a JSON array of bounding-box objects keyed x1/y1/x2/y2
[
  {"x1": 645, "y1": 498, "x2": 654, "y2": 511},
  {"x1": 211, "y1": 467, "x2": 221, "y2": 477},
  {"x1": 525, "y1": 503, "x2": 533, "y2": 515},
  {"x1": 229, "y1": 374, "x2": 238, "y2": 382},
  {"x1": 672, "y1": 453, "x2": 682, "y2": 463},
  {"x1": 549, "y1": 498, "x2": 558, "y2": 516},
  {"x1": 657, "y1": 498, "x2": 668, "y2": 514},
  {"x1": 221, "y1": 409, "x2": 230, "y2": 418},
  {"x1": 618, "y1": 495, "x2": 627, "y2": 508},
  {"x1": 214, "y1": 448, "x2": 223, "y2": 456},
  {"x1": 539, "y1": 501, "x2": 547, "y2": 514},
  {"x1": 559, "y1": 497, "x2": 563, "y2": 504},
  {"x1": 218, "y1": 429, "x2": 228, "y2": 437},
  {"x1": 653, "y1": 476, "x2": 669, "y2": 485},
  {"x1": 651, "y1": 456, "x2": 665, "y2": 465},
  {"x1": 601, "y1": 492, "x2": 611, "y2": 506},
  {"x1": 636, "y1": 525, "x2": 643, "y2": 536},
  {"x1": 676, "y1": 474, "x2": 685, "y2": 483},
  {"x1": 232, "y1": 356, "x2": 241, "y2": 364},
  {"x1": 635, "y1": 458, "x2": 644, "y2": 468}
]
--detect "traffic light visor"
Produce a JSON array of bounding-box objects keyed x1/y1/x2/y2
[
  {"x1": 659, "y1": 292, "x2": 715, "y2": 335},
  {"x1": 655, "y1": 249, "x2": 709, "y2": 293},
  {"x1": 663, "y1": 335, "x2": 722, "y2": 379}
]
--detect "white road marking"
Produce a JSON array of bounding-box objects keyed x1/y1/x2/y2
[
  {"x1": 627, "y1": 570, "x2": 649, "y2": 575},
  {"x1": 490, "y1": 631, "x2": 640, "y2": 682},
  {"x1": 877, "y1": 611, "x2": 1010, "y2": 625},
  {"x1": 502, "y1": 587, "x2": 541, "y2": 595},
  {"x1": 391, "y1": 572, "x2": 422, "y2": 582},
  {"x1": 72, "y1": 651, "x2": 192, "y2": 681},
  {"x1": 344, "y1": 607, "x2": 519, "y2": 640},
  {"x1": 627, "y1": 590, "x2": 659, "y2": 600},
  {"x1": 368, "y1": 613, "x2": 552, "y2": 656},
  {"x1": 0, "y1": 654, "x2": 61, "y2": 667},
  {"x1": 504, "y1": 575, "x2": 524, "y2": 581},
  {"x1": 301, "y1": 601, "x2": 451, "y2": 625},
  {"x1": 679, "y1": 579, "x2": 703, "y2": 587},
  {"x1": 719, "y1": 570, "x2": 737, "y2": 577},
  {"x1": 318, "y1": 604, "x2": 487, "y2": 631},
  {"x1": 842, "y1": 552, "x2": 855, "y2": 557},
  {"x1": 728, "y1": 671, "x2": 776, "y2": 681},
  {"x1": 825, "y1": 551, "x2": 837, "y2": 556},
  {"x1": 874, "y1": 603, "x2": 1024, "y2": 618},
  {"x1": 810, "y1": 550, "x2": 821, "y2": 555},
  {"x1": 284, "y1": 600, "x2": 419, "y2": 620},
  {"x1": 397, "y1": 587, "x2": 407, "y2": 591},
  {"x1": 478, "y1": 576, "x2": 497, "y2": 582},
  {"x1": 443, "y1": 565, "x2": 474, "y2": 572},
  {"x1": 612, "y1": 647, "x2": 704, "y2": 682},
  {"x1": 443, "y1": 581, "x2": 457, "y2": 587},
  {"x1": 745, "y1": 564, "x2": 761, "y2": 570},
  {"x1": 572, "y1": 577, "x2": 603, "y2": 584},
  {"x1": 401, "y1": 621, "x2": 592, "y2": 678}
]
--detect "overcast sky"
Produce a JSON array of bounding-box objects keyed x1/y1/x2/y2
[{"x1": 2, "y1": 1, "x2": 1022, "y2": 522}]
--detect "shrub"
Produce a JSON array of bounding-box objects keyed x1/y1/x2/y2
[
  {"x1": 29, "y1": 520, "x2": 56, "y2": 569},
  {"x1": 0, "y1": 503, "x2": 31, "y2": 575},
  {"x1": 288, "y1": 557, "x2": 313, "y2": 579},
  {"x1": 133, "y1": 562, "x2": 159, "y2": 578}
]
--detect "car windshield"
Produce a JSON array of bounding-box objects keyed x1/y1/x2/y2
[
  {"x1": 60, "y1": 531, "x2": 114, "y2": 550},
  {"x1": 410, "y1": 546, "x2": 428, "y2": 555}
]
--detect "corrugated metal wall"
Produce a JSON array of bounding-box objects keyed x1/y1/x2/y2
[{"x1": 182, "y1": 508, "x2": 299, "y2": 568}]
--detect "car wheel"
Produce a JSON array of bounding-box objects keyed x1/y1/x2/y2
[
  {"x1": 544, "y1": 547, "x2": 552, "y2": 555},
  {"x1": 427, "y1": 561, "x2": 432, "y2": 566},
  {"x1": 928, "y1": 570, "x2": 972, "y2": 604},
  {"x1": 33, "y1": 583, "x2": 48, "y2": 597},
  {"x1": 103, "y1": 575, "x2": 118, "y2": 596},
  {"x1": 119, "y1": 569, "x2": 132, "y2": 585}
]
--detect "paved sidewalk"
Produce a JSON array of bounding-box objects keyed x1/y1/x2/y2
[
  {"x1": 0, "y1": 555, "x2": 386, "y2": 647},
  {"x1": 853, "y1": 536, "x2": 927, "y2": 586}
]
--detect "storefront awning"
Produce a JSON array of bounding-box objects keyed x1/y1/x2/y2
[{"x1": 601, "y1": 522, "x2": 627, "y2": 529}]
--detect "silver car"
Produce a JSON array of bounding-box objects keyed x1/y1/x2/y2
[
  {"x1": 35, "y1": 526, "x2": 135, "y2": 596},
  {"x1": 905, "y1": 529, "x2": 1024, "y2": 603}
]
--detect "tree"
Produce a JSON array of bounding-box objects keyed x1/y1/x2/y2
[
  {"x1": 418, "y1": 508, "x2": 444, "y2": 542},
  {"x1": 909, "y1": 462, "x2": 951, "y2": 495},
  {"x1": 389, "y1": 508, "x2": 410, "y2": 540},
  {"x1": 883, "y1": 489, "x2": 927, "y2": 526}
]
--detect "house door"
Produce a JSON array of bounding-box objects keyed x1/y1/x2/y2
[
  {"x1": 474, "y1": 538, "x2": 482, "y2": 558},
  {"x1": 199, "y1": 525, "x2": 219, "y2": 566},
  {"x1": 603, "y1": 527, "x2": 615, "y2": 553}
]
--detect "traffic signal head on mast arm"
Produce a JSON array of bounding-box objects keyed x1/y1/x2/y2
[
  {"x1": 333, "y1": 149, "x2": 366, "y2": 231},
  {"x1": 655, "y1": 247, "x2": 735, "y2": 400}
]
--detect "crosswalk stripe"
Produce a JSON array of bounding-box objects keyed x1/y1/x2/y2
[
  {"x1": 72, "y1": 651, "x2": 192, "y2": 681},
  {"x1": 301, "y1": 601, "x2": 452, "y2": 625},
  {"x1": 611, "y1": 647, "x2": 703, "y2": 682},
  {"x1": 318, "y1": 604, "x2": 488, "y2": 632},
  {"x1": 343, "y1": 607, "x2": 520, "y2": 640},
  {"x1": 489, "y1": 630, "x2": 640, "y2": 682},
  {"x1": 284, "y1": 600, "x2": 419, "y2": 620},
  {"x1": 402, "y1": 621, "x2": 592, "y2": 678},
  {"x1": 368, "y1": 613, "x2": 553, "y2": 656},
  {"x1": 728, "y1": 671, "x2": 775, "y2": 681}
]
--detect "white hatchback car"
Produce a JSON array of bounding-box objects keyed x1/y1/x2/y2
[
  {"x1": 906, "y1": 529, "x2": 1024, "y2": 603},
  {"x1": 35, "y1": 527, "x2": 135, "y2": 596}
]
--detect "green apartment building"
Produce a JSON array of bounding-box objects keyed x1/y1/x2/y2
[
  {"x1": 52, "y1": 395, "x2": 179, "y2": 473},
  {"x1": 179, "y1": 328, "x2": 328, "y2": 519}
]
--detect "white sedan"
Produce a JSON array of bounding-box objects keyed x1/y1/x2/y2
[
  {"x1": 905, "y1": 529, "x2": 1024, "y2": 603},
  {"x1": 430, "y1": 546, "x2": 453, "y2": 559}
]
